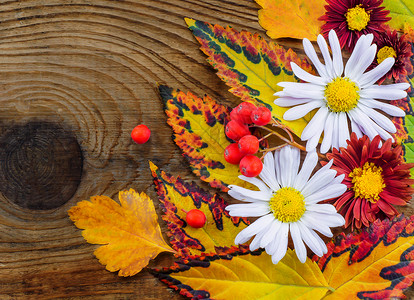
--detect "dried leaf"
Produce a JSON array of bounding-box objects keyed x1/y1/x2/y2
[
  {"x1": 314, "y1": 215, "x2": 414, "y2": 299},
  {"x1": 68, "y1": 189, "x2": 174, "y2": 276},
  {"x1": 384, "y1": 0, "x2": 414, "y2": 31},
  {"x1": 153, "y1": 251, "x2": 332, "y2": 299},
  {"x1": 150, "y1": 161, "x2": 249, "y2": 258},
  {"x1": 159, "y1": 85, "x2": 254, "y2": 192},
  {"x1": 255, "y1": 0, "x2": 325, "y2": 41},
  {"x1": 185, "y1": 18, "x2": 315, "y2": 137}
]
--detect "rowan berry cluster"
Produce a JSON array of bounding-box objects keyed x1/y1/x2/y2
[{"x1": 224, "y1": 102, "x2": 272, "y2": 177}]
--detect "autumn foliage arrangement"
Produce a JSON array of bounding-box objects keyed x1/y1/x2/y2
[{"x1": 68, "y1": 0, "x2": 414, "y2": 299}]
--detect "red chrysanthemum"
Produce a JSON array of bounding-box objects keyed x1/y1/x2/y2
[
  {"x1": 319, "y1": 0, "x2": 391, "y2": 51},
  {"x1": 323, "y1": 133, "x2": 414, "y2": 230},
  {"x1": 370, "y1": 26, "x2": 413, "y2": 83}
]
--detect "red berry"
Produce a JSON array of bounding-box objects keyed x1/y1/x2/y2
[
  {"x1": 224, "y1": 143, "x2": 245, "y2": 164},
  {"x1": 230, "y1": 108, "x2": 243, "y2": 123},
  {"x1": 251, "y1": 106, "x2": 272, "y2": 126},
  {"x1": 239, "y1": 155, "x2": 263, "y2": 177},
  {"x1": 238, "y1": 135, "x2": 259, "y2": 155},
  {"x1": 186, "y1": 209, "x2": 206, "y2": 228},
  {"x1": 225, "y1": 120, "x2": 250, "y2": 141},
  {"x1": 131, "y1": 124, "x2": 151, "y2": 144},
  {"x1": 233, "y1": 102, "x2": 256, "y2": 124}
]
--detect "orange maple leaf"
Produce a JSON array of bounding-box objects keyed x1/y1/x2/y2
[
  {"x1": 256, "y1": 0, "x2": 325, "y2": 41},
  {"x1": 68, "y1": 189, "x2": 174, "y2": 276}
]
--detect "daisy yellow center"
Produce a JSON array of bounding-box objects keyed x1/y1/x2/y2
[
  {"x1": 377, "y1": 46, "x2": 397, "y2": 64},
  {"x1": 349, "y1": 162, "x2": 385, "y2": 203},
  {"x1": 269, "y1": 187, "x2": 305, "y2": 223},
  {"x1": 324, "y1": 77, "x2": 360, "y2": 112},
  {"x1": 346, "y1": 5, "x2": 370, "y2": 31}
]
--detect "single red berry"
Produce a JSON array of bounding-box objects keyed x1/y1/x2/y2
[
  {"x1": 186, "y1": 209, "x2": 206, "y2": 228},
  {"x1": 251, "y1": 106, "x2": 272, "y2": 126},
  {"x1": 230, "y1": 108, "x2": 243, "y2": 123},
  {"x1": 225, "y1": 120, "x2": 250, "y2": 141},
  {"x1": 131, "y1": 124, "x2": 151, "y2": 144},
  {"x1": 234, "y1": 102, "x2": 256, "y2": 124},
  {"x1": 239, "y1": 155, "x2": 263, "y2": 177},
  {"x1": 238, "y1": 135, "x2": 259, "y2": 155},
  {"x1": 224, "y1": 143, "x2": 245, "y2": 164}
]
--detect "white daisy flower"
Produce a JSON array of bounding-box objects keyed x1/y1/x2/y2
[
  {"x1": 226, "y1": 145, "x2": 346, "y2": 264},
  {"x1": 274, "y1": 30, "x2": 409, "y2": 153}
]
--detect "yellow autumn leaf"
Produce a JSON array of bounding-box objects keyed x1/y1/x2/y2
[
  {"x1": 256, "y1": 0, "x2": 325, "y2": 41},
  {"x1": 68, "y1": 189, "x2": 174, "y2": 276},
  {"x1": 162, "y1": 251, "x2": 332, "y2": 299}
]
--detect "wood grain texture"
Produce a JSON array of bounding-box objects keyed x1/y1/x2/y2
[{"x1": 0, "y1": 0, "x2": 412, "y2": 299}]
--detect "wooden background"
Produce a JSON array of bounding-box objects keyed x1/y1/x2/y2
[{"x1": 0, "y1": 0, "x2": 412, "y2": 299}]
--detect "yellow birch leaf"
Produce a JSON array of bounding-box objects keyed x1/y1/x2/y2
[
  {"x1": 255, "y1": 0, "x2": 325, "y2": 41},
  {"x1": 154, "y1": 251, "x2": 332, "y2": 299},
  {"x1": 68, "y1": 189, "x2": 174, "y2": 276}
]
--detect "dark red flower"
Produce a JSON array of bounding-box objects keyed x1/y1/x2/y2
[
  {"x1": 319, "y1": 0, "x2": 391, "y2": 51},
  {"x1": 323, "y1": 133, "x2": 414, "y2": 229},
  {"x1": 371, "y1": 26, "x2": 413, "y2": 83}
]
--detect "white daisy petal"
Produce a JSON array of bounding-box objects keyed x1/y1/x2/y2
[
  {"x1": 331, "y1": 112, "x2": 340, "y2": 151},
  {"x1": 249, "y1": 229, "x2": 267, "y2": 251},
  {"x1": 260, "y1": 219, "x2": 281, "y2": 248},
  {"x1": 357, "y1": 103, "x2": 397, "y2": 133},
  {"x1": 349, "y1": 44, "x2": 377, "y2": 82},
  {"x1": 290, "y1": 223, "x2": 307, "y2": 263},
  {"x1": 360, "y1": 86, "x2": 407, "y2": 100},
  {"x1": 228, "y1": 189, "x2": 267, "y2": 203},
  {"x1": 259, "y1": 152, "x2": 280, "y2": 191},
  {"x1": 303, "y1": 38, "x2": 328, "y2": 78},
  {"x1": 301, "y1": 106, "x2": 329, "y2": 140},
  {"x1": 274, "y1": 97, "x2": 314, "y2": 107},
  {"x1": 306, "y1": 203, "x2": 338, "y2": 214},
  {"x1": 304, "y1": 183, "x2": 347, "y2": 204},
  {"x1": 345, "y1": 34, "x2": 367, "y2": 77},
  {"x1": 293, "y1": 150, "x2": 318, "y2": 190},
  {"x1": 301, "y1": 169, "x2": 337, "y2": 197},
  {"x1": 359, "y1": 57, "x2": 395, "y2": 88},
  {"x1": 329, "y1": 30, "x2": 343, "y2": 77},
  {"x1": 238, "y1": 175, "x2": 272, "y2": 193},
  {"x1": 297, "y1": 222, "x2": 324, "y2": 257},
  {"x1": 301, "y1": 213, "x2": 333, "y2": 238},
  {"x1": 360, "y1": 99, "x2": 406, "y2": 117},
  {"x1": 277, "y1": 88, "x2": 324, "y2": 100},
  {"x1": 350, "y1": 116, "x2": 364, "y2": 138},
  {"x1": 283, "y1": 100, "x2": 325, "y2": 120},
  {"x1": 309, "y1": 212, "x2": 345, "y2": 227},
  {"x1": 320, "y1": 112, "x2": 335, "y2": 153},
  {"x1": 234, "y1": 214, "x2": 274, "y2": 244},
  {"x1": 291, "y1": 62, "x2": 327, "y2": 86},
  {"x1": 348, "y1": 108, "x2": 378, "y2": 140},
  {"x1": 332, "y1": 173, "x2": 345, "y2": 185},
  {"x1": 271, "y1": 222, "x2": 289, "y2": 264},
  {"x1": 317, "y1": 34, "x2": 334, "y2": 79},
  {"x1": 366, "y1": 117, "x2": 394, "y2": 142},
  {"x1": 279, "y1": 145, "x2": 293, "y2": 187},
  {"x1": 338, "y1": 112, "x2": 350, "y2": 148},
  {"x1": 228, "y1": 185, "x2": 272, "y2": 201},
  {"x1": 227, "y1": 202, "x2": 270, "y2": 217},
  {"x1": 306, "y1": 130, "x2": 323, "y2": 152},
  {"x1": 289, "y1": 146, "x2": 301, "y2": 184}
]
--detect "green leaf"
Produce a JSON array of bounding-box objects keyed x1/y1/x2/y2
[
  {"x1": 185, "y1": 18, "x2": 315, "y2": 137},
  {"x1": 384, "y1": 0, "x2": 414, "y2": 31}
]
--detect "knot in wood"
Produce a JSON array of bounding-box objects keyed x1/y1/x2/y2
[{"x1": 0, "y1": 122, "x2": 83, "y2": 210}]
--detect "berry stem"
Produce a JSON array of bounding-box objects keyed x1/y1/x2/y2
[
  {"x1": 258, "y1": 132, "x2": 273, "y2": 142},
  {"x1": 259, "y1": 124, "x2": 326, "y2": 160},
  {"x1": 181, "y1": 208, "x2": 189, "y2": 214}
]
